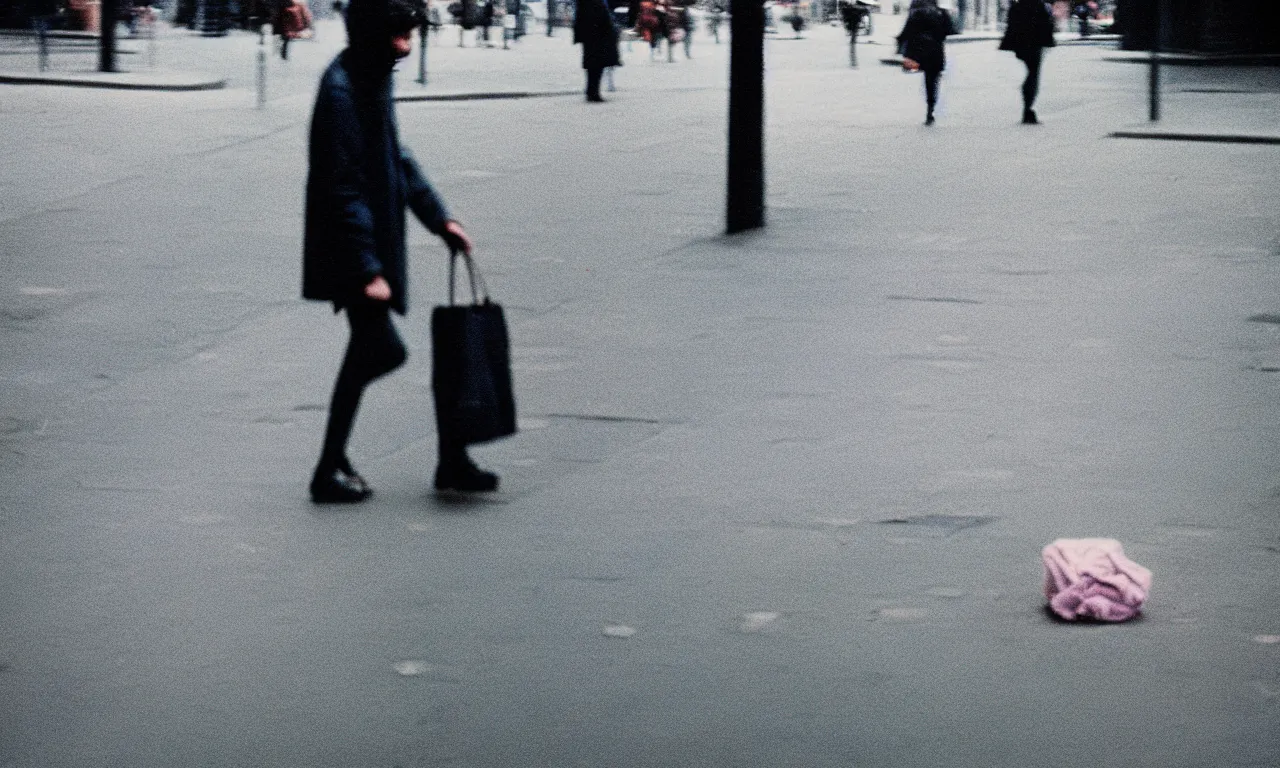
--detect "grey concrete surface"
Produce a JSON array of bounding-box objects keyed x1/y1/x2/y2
[{"x1": 2, "y1": 14, "x2": 1279, "y2": 768}]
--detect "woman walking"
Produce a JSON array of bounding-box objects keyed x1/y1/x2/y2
[
  {"x1": 896, "y1": 0, "x2": 953, "y2": 126},
  {"x1": 574, "y1": 0, "x2": 621, "y2": 101},
  {"x1": 1000, "y1": 0, "x2": 1056, "y2": 124}
]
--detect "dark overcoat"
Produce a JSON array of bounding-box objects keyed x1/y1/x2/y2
[
  {"x1": 574, "y1": 0, "x2": 621, "y2": 69},
  {"x1": 896, "y1": 5, "x2": 952, "y2": 73},
  {"x1": 302, "y1": 0, "x2": 451, "y2": 316},
  {"x1": 1000, "y1": 0, "x2": 1056, "y2": 56}
]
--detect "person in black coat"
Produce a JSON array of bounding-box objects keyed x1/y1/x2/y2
[
  {"x1": 896, "y1": 0, "x2": 953, "y2": 125},
  {"x1": 999, "y1": 0, "x2": 1055, "y2": 123},
  {"x1": 574, "y1": 0, "x2": 621, "y2": 102},
  {"x1": 302, "y1": 0, "x2": 497, "y2": 502}
]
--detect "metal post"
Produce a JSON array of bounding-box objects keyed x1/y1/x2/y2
[
  {"x1": 1148, "y1": 0, "x2": 1160, "y2": 121},
  {"x1": 417, "y1": 19, "x2": 428, "y2": 83},
  {"x1": 726, "y1": 0, "x2": 765, "y2": 233},
  {"x1": 99, "y1": 0, "x2": 118, "y2": 72},
  {"x1": 546, "y1": 0, "x2": 554, "y2": 35},
  {"x1": 36, "y1": 17, "x2": 49, "y2": 72},
  {"x1": 256, "y1": 35, "x2": 267, "y2": 108}
]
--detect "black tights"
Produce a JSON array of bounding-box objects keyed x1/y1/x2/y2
[
  {"x1": 1021, "y1": 47, "x2": 1043, "y2": 110},
  {"x1": 316, "y1": 301, "x2": 407, "y2": 475},
  {"x1": 586, "y1": 66, "x2": 604, "y2": 99},
  {"x1": 923, "y1": 70, "x2": 941, "y2": 117}
]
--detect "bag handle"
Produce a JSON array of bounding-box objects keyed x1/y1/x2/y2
[{"x1": 447, "y1": 249, "x2": 490, "y2": 306}]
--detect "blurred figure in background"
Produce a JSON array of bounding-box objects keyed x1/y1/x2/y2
[
  {"x1": 574, "y1": 0, "x2": 621, "y2": 101},
  {"x1": 636, "y1": 0, "x2": 662, "y2": 59},
  {"x1": 1000, "y1": 0, "x2": 1055, "y2": 123},
  {"x1": 277, "y1": 0, "x2": 314, "y2": 58},
  {"x1": 678, "y1": 2, "x2": 693, "y2": 57},
  {"x1": 896, "y1": 0, "x2": 952, "y2": 125},
  {"x1": 706, "y1": 0, "x2": 723, "y2": 42},
  {"x1": 480, "y1": 0, "x2": 494, "y2": 45}
]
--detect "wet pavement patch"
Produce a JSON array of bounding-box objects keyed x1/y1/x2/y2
[
  {"x1": 886, "y1": 295, "x2": 983, "y2": 305},
  {"x1": 602, "y1": 624, "x2": 637, "y2": 639},
  {"x1": 878, "y1": 514, "x2": 997, "y2": 535},
  {"x1": 1248, "y1": 313, "x2": 1280, "y2": 325},
  {"x1": 545, "y1": 413, "x2": 666, "y2": 425},
  {"x1": 739, "y1": 612, "x2": 780, "y2": 633}
]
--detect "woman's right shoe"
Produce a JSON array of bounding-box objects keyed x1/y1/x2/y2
[
  {"x1": 1022, "y1": 108, "x2": 1039, "y2": 124},
  {"x1": 310, "y1": 469, "x2": 372, "y2": 504},
  {"x1": 435, "y1": 459, "x2": 499, "y2": 493}
]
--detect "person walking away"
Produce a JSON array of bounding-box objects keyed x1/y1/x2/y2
[
  {"x1": 679, "y1": 3, "x2": 693, "y2": 57},
  {"x1": 458, "y1": 0, "x2": 476, "y2": 44},
  {"x1": 662, "y1": 1, "x2": 679, "y2": 61},
  {"x1": 896, "y1": 0, "x2": 952, "y2": 125},
  {"x1": 574, "y1": 0, "x2": 620, "y2": 101},
  {"x1": 1000, "y1": 0, "x2": 1055, "y2": 123},
  {"x1": 277, "y1": 0, "x2": 313, "y2": 59},
  {"x1": 303, "y1": 0, "x2": 495, "y2": 502},
  {"x1": 637, "y1": 0, "x2": 661, "y2": 59},
  {"x1": 707, "y1": 1, "x2": 722, "y2": 42},
  {"x1": 480, "y1": 0, "x2": 494, "y2": 45}
]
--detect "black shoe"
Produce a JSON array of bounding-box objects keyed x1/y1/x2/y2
[
  {"x1": 1022, "y1": 109, "x2": 1038, "y2": 124},
  {"x1": 435, "y1": 459, "x2": 499, "y2": 493},
  {"x1": 310, "y1": 469, "x2": 372, "y2": 504},
  {"x1": 586, "y1": 94, "x2": 606, "y2": 103},
  {"x1": 336, "y1": 457, "x2": 370, "y2": 494},
  {"x1": 925, "y1": 114, "x2": 935, "y2": 126}
]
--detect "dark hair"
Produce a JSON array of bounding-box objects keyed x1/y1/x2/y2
[{"x1": 387, "y1": 0, "x2": 425, "y2": 31}]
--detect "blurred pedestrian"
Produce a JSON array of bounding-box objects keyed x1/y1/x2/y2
[
  {"x1": 707, "y1": 0, "x2": 723, "y2": 42},
  {"x1": 277, "y1": 0, "x2": 313, "y2": 59},
  {"x1": 303, "y1": 0, "x2": 491, "y2": 502},
  {"x1": 637, "y1": 0, "x2": 662, "y2": 58},
  {"x1": 896, "y1": 0, "x2": 952, "y2": 125},
  {"x1": 480, "y1": 0, "x2": 494, "y2": 45},
  {"x1": 679, "y1": 2, "x2": 693, "y2": 57},
  {"x1": 999, "y1": 0, "x2": 1055, "y2": 123},
  {"x1": 662, "y1": 1, "x2": 679, "y2": 60},
  {"x1": 574, "y1": 0, "x2": 621, "y2": 101}
]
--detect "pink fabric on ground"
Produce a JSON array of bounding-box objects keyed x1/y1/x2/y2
[{"x1": 1041, "y1": 538, "x2": 1152, "y2": 622}]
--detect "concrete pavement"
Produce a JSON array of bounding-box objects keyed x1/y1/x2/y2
[{"x1": 1, "y1": 16, "x2": 1279, "y2": 767}]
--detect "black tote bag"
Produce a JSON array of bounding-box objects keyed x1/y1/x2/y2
[{"x1": 431, "y1": 252, "x2": 517, "y2": 446}]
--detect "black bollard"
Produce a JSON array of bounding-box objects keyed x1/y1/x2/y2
[
  {"x1": 99, "y1": 0, "x2": 119, "y2": 71},
  {"x1": 726, "y1": 0, "x2": 765, "y2": 233}
]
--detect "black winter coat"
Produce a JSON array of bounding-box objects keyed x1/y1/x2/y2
[
  {"x1": 574, "y1": 0, "x2": 621, "y2": 69},
  {"x1": 896, "y1": 5, "x2": 952, "y2": 73},
  {"x1": 302, "y1": 0, "x2": 451, "y2": 315},
  {"x1": 1000, "y1": 0, "x2": 1056, "y2": 56}
]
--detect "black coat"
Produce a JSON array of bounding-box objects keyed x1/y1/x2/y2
[
  {"x1": 896, "y1": 5, "x2": 952, "y2": 73},
  {"x1": 574, "y1": 0, "x2": 621, "y2": 70},
  {"x1": 1000, "y1": 0, "x2": 1056, "y2": 56},
  {"x1": 302, "y1": 0, "x2": 452, "y2": 315}
]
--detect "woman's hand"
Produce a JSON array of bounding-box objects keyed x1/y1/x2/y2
[
  {"x1": 364, "y1": 275, "x2": 392, "y2": 301},
  {"x1": 442, "y1": 220, "x2": 474, "y2": 256}
]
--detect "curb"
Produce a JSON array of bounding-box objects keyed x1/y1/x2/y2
[
  {"x1": 1104, "y1": 53, "x2": 1280, "y2": 66},
  {"x1": 0, "y1": 70, "x2": 226, "y2": 90},
  {"x1": 1109, "y1": 131, "x2": 1280, "y2": 145},
  {"x1": 395, "y1": 89, "x2": 579, "y2": 102}
]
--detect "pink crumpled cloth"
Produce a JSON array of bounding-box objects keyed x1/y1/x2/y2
[{"x1": 1042, "y1": 538, "x2": 1152, "y2": 622}]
